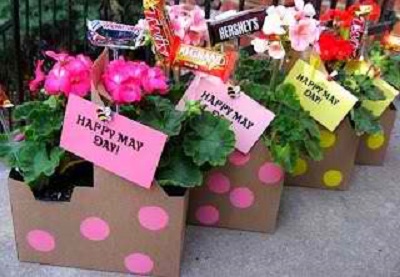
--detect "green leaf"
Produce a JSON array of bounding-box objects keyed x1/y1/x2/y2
[
  {"x1": 156, "y1": 150, "x2": 203, "y2": 188},
  {"x1": 137, "y1": 96, "x2": 186, "y2": 136},
  {"x1": 0, "y1": 133, "x2": 22, "y2": 168},
  {"x1": 368, "y1": 42, "x2": 400, "y2": 90},
  {"x1": 15, "y1": 142, "x2": 64, "y2": 185},
  {"x1": 351, "y1": 106, "x2": 382, "y2": 135},
  {"x1": 183, "y1": 112, "x2": 235, "y2": 167},
  {"x1": 0, "y1": 94, "x2": 68, "y2": 185},
  {"x1": 235, "y1": 53, "x2": 323, "y2": 172},
  {"x1": 13, "y1": 101, "x2": 43, "y2": 121},
  {"x1": 266, "y1": 141, "x2": 298, "y2": 173},
  {"x1": 339, "y1": 74, "x2": 385, "y2": 101},
  {"x1": 303, "y1": 139, "x2": 323, "y2": 161}
]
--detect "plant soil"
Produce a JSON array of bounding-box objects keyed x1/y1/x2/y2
[{"x1": 10, "y1": 162, "x2": 93, "y2": 202}]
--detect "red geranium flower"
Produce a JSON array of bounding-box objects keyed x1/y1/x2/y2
[
  {"x1": 349, "y1": 0, "x2": 381, "y2": 21},
  {"x1": 320, "y1": 9, "x2": 354, "y2": 28},
  {"x1": 318, "y1": 32, "x2": 354, "y2": 61}
]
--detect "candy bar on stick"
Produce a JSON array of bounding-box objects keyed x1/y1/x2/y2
[
  {"x1": 349, "y1": 17, "x2": 365, "y2": 59},
  {"x1": 208, "y1": 9, "x2": 266, "y2": 46},
  {"x1": 144, "y1": 0, "x2": 180, "y2": 63},
  {"x1": 173, "y1": 44, "x2": 237, "y2": 82},
  {"x1": 350, "y1": 5, "x2": 373, "y2": 59},
  {"x1": 87, "y1": 20, "x2": 146, "y2": 50}
]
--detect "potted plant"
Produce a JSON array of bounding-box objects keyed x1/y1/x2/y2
[
  {"x1": 88, "y1": 49, "x2": 235, "y2": 276},
  {"x1": 287, "y1": 1, "x2": 387, "y2": 189},
  {"x1": 2, "y1": 47, "x2": 235, "y2": 277},
  {"x1": 186, "y1": 51, "x2": 323, "y2": 233},
  {"x1": 354, "y1": 42, "x2": 399, "y2": 165},
  {"x1": 185, "y1": 0, "x2": 323, "y2": 233}
]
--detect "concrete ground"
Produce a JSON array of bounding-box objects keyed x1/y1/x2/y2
[{"x1": 1, "y1": 112, "x2": 400, "y2": 277}]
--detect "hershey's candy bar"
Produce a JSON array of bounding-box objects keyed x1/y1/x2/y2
[{"x1": 208, "y1": 9, "x2": 266, "y2": 45}]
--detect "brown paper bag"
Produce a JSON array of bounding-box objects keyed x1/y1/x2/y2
[
  {"x1": 188, "y1": 140, "x2": 284, "y2": 233},
  {"x1": 286, "y1": 118, "x2": 359, "y2": 191},
  {"x1": 356, "y1": 106, "x2": 397, "y2": 165},
  {"x1": 9, "y1": 166, "x2": 187, "y2": 277}
]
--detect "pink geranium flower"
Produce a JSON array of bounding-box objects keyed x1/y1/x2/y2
[
  {"x1": 142, "y1": 67, "x2": 169, "y2": 94},
  {"x1": 289, "y1": 18, "x2": 320, "y2": 51},
  {"x1": 45, "y1": 51, "x2": 71, "y2": 63},
  {"x1": 63, "y1": 55, "x2": 92, "y2": 96},
  {"x1": 269, "y1": 41, "x2": 286, "y2": 59},
  {"x1": 30, "y1": 51, "x2": 92, "y2": 97},
  {"x1": 102, "y1": 60, "x2": 131, "y2": 93},
  {"x1": 112, "y1": 83, "x2": 142, "y2": 103},
  {"x1": 167, "y1": 4, "x2": 207, "y2": 46},
  {"x1": 13, "y1": 132, "x2": 25, "y2": 142},
  {"x1": 103, "y1": 58, "x2": 168, "y2": 104},
  {"x1": 44, "y1": 65, "x2": 71, "y2": 95},
  {"x1": 29, "y1": 60, "x2": 46, "y2": 92}
]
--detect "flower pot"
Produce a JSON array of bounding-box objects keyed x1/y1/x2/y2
[
  {"x1": 9, "y1": 166, "x2": 188, "y2": 277},
  {"x1": 355, "y1": 106, "x2": 397, "y2": 165},
  {"x1": 187, "y1": 140, "x2": 284, "y2": 233},
  {"x1": 286, "y1": 118, "x2": 360, "y2": 191}
]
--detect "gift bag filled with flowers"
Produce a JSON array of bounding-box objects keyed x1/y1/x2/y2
[
  {"x1": 180, "y1": 0, "x2": 324, "y2": 233},
  {"x1": 84, "y1": 47, "x2": 236, "y2": 276},
  {"x1": 353, "y1": 42, "x2": 399, "y2": 165},
  {"x1": 286, "y1": 1, "x2": 397, "y2": 189}
]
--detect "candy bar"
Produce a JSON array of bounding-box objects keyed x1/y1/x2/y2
[
  {"x1": 349, "y1": 17, "x2": 366, "y2": 58},
  {"x1": 208, "y1": 9, "x2": 266, "y2": 45},
  {"x1": 144, "y1": 0, "x2": 180, "y2": 62},
  {"x1": 173, "y1": 44, "x2": 237, "y2": 82},
  {"x1": 87, "y1": 20, "x2": 146, "y2": 50}
]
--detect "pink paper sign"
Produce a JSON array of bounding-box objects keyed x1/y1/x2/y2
[
  {"x1": 60, "y1": 94, "x2": 168, "y2": 189},
  {"x1": 177, "y1": 76, "x2": 275, "y2": 154}
]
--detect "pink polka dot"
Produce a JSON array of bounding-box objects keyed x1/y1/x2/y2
[
  {"x1": 229, "y1": 151, "x2": 251, "y2": 166},
  {"x1": 258, "y1": 162, "x2": 283, "y2": 185},
  {"x1": 195, "y1": 205, "x2": 220, "y2": 225},
  {"x1": 229, "y1": 187, "x2": 255, "y2": 208},
  {"x1": 26, "y1": 230, "x2": 55, "y2": 252},
  {"x1": 124, "y1": 253, "x2": 154, "y2": 274},
  {"x1": 80, "y1": 217, "x2": 110, "y2": 241},
  {"x1": 138, "y1": 206, "x2": 169, "y2": 231},
  {"x1": 207, "y1": 172, "x2": 231, "y2": 194}
]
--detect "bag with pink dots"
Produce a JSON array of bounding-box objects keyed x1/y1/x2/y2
[
  {"x1": 188, "y1": 140, "x2": 284, "y2": 233},
  {"x1": 9, "y1": 166, "x2": 187, "y2": 277},
  {"x1": 177, "y1": 75, "x2": 284, "y2": 233},
  {"x1": 8, "y1": 50, "x2": 188, "y2": 277}
]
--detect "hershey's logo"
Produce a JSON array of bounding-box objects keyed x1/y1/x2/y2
[{"x1": 218, "y1": 18, "x2": 260, "y2": 40}]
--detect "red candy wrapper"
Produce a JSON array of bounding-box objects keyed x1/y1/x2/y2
[
  {"x1": 173, "y1": 44, "x2": 237, "y2": 82},
  {"x1": 144, "y1": 0, "x2": 180, "y2": 63},
  {"x1": 349, "y1": 17, "x2": 365, "y2": 58}
]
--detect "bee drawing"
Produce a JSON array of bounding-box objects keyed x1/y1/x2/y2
[
  {"x1": 227, "y1": 85, "x2": 241, "y2": 99},
  {"x1": 96, "y1": 106, "x2": 112, "y2": 122}
]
